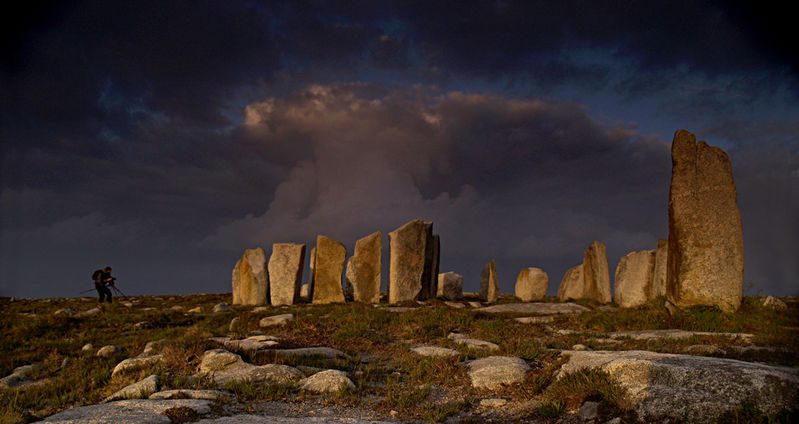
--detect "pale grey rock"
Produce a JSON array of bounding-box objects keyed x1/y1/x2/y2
[
  {"x1": 667, "y1": 130, "x2": 744, "y2": 313},
  {"x1": 251, "y1": 306, "x2": 270, "y2": 313},
  {"x1": 198, "y1": 349, "x2": 302, "y2": 385},
  {"x1": 437, "y1": 272, "x2": 463, "y2": 300},
  {"x1": 609, "y1": 329, "x2": 753, "y2": 342},
  {"x1": 514, "y1": 316, "x2": 555, "y2": 324},
  {"x1": 97, "y1": 345, "x2": 122, "y2": 357},
  {"x1": 224, "y1": 336, "x2": 280, "y2": 353},
  {"x1": 479, "y1": 260, "x2": 499, "y2": 302},
  {"x1": 410, "y1": 346, "x2": 459, "y2": 357},
  {"x1": 448, "y1": 333, "x2": 499, "y2": 351},
  {"x1": 112, "y1": 355, "x2": 163, "y2": 377},
  {"x1": 312, "y1": 236, "x2": 346, "y2": 304},
  {"x1": 105, "y1": 375, "x2": 159, "y2": 401},
  {"x1": 229, "y1": 317, "x2": 240, "y2": 332},
  {"x1": 232, "y1": 247, "x2": 268, "y2": 306},
  {"x1": 475, "y1": 302, "x2": 589, "y2": 315},
  {"x1": 388, "y1": 220, "x2": 428, "y2": 304},
  {"x1": 77, "y1": 307, "x2": 101, "y2": 318},
  {"x1": 300, "y1": 369, "x2": 355, "y2": 393},
  {"x1": 344, "y1": 231, "x2": 382, "y2": 304},
  {"x1": 558, "y1": 241, "x2": 611, "y2": 303},
  {"x1": 515, "y1": 268, "x2": 548, "y2": 302},
  {"x1": 141, "y1": 339, "x2": 169, "y2": 356},
  {"x1": 683, "y1": 345, "x2": 726, "y2": 356},
  {"x1": 444, "y1": 301, "x2": 466, "y2": 308},
  {"x1": 266, "y1": 347, "x2": 346, "y2": 360},
  {"x1": 170, "y1": 305, "x2": 184, "y2": 312},
  {"x1": 614, "y1": 249, "x2": 656, "y2": 308},
  {"x1": 0, "y1": 364, "x2": 37, "y2": 389},
  {"x1": 384, "y1": 306, "x2": 417, "y2": 312},
  {"x1": 213, "y1": 303, "x2": 230, "y2": 313},
  {"x1": 193, "y1": 415, "x2": 393, "y2": 423},
  {"x1": 39, "y1": 399, "x2": 211, "y2": 424},
  {"x1": 82, "y1": 343, "x2": 94, "y2": 351},
  {"x1": 268, "y1": 243, "x2": 306, "y2": 306},
  {"x1": 188, "y1": 306, "x2": 205, "y2": 313},
  {"x1": 578, "y1": 401, "x2": 599, "y2": 420},
  {"x1": 557, "y1": 264, "x2": 584, "y2": 301},
  {"x1": 558, "y1": 350, "x2": 799, "y2": 422},
  {"x1": 299, "y1": 283, "x2": 310, "y2": 300},
  {"x1": 479, "y1": 398, "x2": 508, "y2": 408},
  {"x1": 762, "y1": 296, "x2": 788, "y2": 311},
  {"x1": 150, "y1": 389, "x2": 233, "y2": 401},
  {"x1": 54, "y1": 308, "x2": 75, "y2": 316},
  {"x1": 571, "y1": 344, "x2": 588, "y2": 351},
  {"x1": 467, "y1": 356, "x2": 531, "y2": 389},
  {"x1": 120, "y1": 301, "x2": 134, "y2": 308},
  {"x1": 259, "y1": 313, "x2": 294, "y2": 327},
  {"x1": 467, "y1": 301, "x2": 483, "y2": 308},
  {"x1": 651, "y1": 239, "x2": 668, "y2": 298}
]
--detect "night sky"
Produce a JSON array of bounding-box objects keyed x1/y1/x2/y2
[{"x1": 2, "y1": 1, "x2": 796, "y2": 299}]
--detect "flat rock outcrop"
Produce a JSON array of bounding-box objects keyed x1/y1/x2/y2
[
  {"x1": 300, "y1": 369, "x2": 355, "y2": 393},
  {"x1": 558, "y1": 350, "x2": 799, "y2": 423},
  {"x1": 467, "y1": 356, "x2": 531, "y2": 389},
  {"x1": 475, "y1": 302, "x2": 589, "y2": 315},
  {"x1": 39, "y1": 399, "x2": 212, "y2": 424},
  {"x1": 614, "y1": 249, "x2": 656, "y2": 308},
  {"x1": 479, "y1": 260, "x2": 499, "y2": 303},
  {"x1": 437, "y1": 271, "x2": 463, "y2": 300},
  {"x1": 268, "y1": 243, "x2": 306, "y2": 306},
  {"x1": 344, "y1": 231, "x2": 382, "y2": 304},
  {"x1": 232, "y1": 248, "x2": 268, "y2": 306},
  {"x1": 515, "y1": 268, "x2": 548, "y2": 302},
  {"x1": 312, "y1": 236, "x2": 346, "y2": 304},
  {"x1": 149, "y1": 389, "x2": 233, "y2": 401},
  {"x1": 410, "y1": 346, "x2": 459, "y2": 357},
  {"x1": 198, "y1": 349, "x2": 303, "y2": 385},
  {"x1": 667, "y1": 130, "x2": 744, "y2": 313},
  {"x1": 557, "y1": 241, "x2": 611, "y2": 303},
  {"x1": 259, "y1": 313, "x2": 294, "y2": 327},
  {"x1": 388, "y1": 220, "x2": 429, "y2": 304},
  {"x1": 111, "y1": 355, "x2": 163, "y2": 377},
  {"x1": 448, "y1": 333, "x2": 499, "y2": 351},
  {"x1": 0, "y1": 364, "x2": 37, "y2": 389}
]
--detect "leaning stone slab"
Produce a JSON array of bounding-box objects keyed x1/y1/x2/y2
[
  {"x1": 557, "y1": 264, "x2": 584, "y2": 301},
  {"x1": 149, "y1": 389, "x2": 234, "y2": 401},
  {"x1": 467, "y1": 356, "x2": 531, "y2": 389},
  {"x1": 312, "y1": 235, "x2": 347, "y2": 304},
  {"x1": 558, "y1": 350, "x2": 799, "y2": 423},
  {"x1": 268, "y1": 243, "x2": 306, "y2": 306},
  {"x1": 515, "y1": 268, "x2": 548, "y2": 302},
  {"x1": 614, "y1": 249, "x2": 656, "y2": 308},
  {"x1": 388, "y1": 219, "x2": 428, "y2": 304},
  {"x1": 345, "y1": 231, "x2": 382, "y2": 304},
  {"x1": 479, "y1": 260, "x2": 499, "y2": 302},
  {"x1": 609, "y1": 329, "x2": 754, "y2": 342},
  {"x1": 259, "y1": 313, "x2": 294, "y2": 327},
  {"x1": 112, "y1": 355, "x2": 163, "y2": 377},
  {"x1": 583, "y1": 240, "x2": 611, "y2": 303},
  {"x1": 411, "y1": 346, "x2": 460, "y2": 357},
  {"x1": 667, "y1": 130, "x2": 744, "y2": 313},
  {"x1": 39, "y1": 399, "x2": 211, "y2": 424},
  {"x1": 105, "y1": 374, "x2": 159, "y2": 401},
  {"x1": 448, "y1": 333, "x2": 499, "y2": 351},
  {"x1": 232, "y1": 247, "x2": 268, "y2": 306},
  {"x1": 474, "y1": 302, "x2": 589, "y2": 315},
  {"x1": 300, "y1": 369, "x2": 355, "y2": 393}
]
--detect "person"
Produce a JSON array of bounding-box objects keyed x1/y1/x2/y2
[{"x1": 93, "y1": 266, "x2": 115, "y2": 303}]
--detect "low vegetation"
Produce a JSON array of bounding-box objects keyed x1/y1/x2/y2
[{"x1": 0, "y1": 293, "x2": 796, "y2": 423}]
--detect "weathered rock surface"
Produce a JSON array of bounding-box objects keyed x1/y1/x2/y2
[
  {"x1": 514, "y1": 268, "x2": 548, "y2": 302},
  {"x1": 448, "y1": 333, "x2": 499, "y2": 351},
  {"x1": 474, "y1": 302, "x2": 589, "y2": 315},
  {"x1": 105, "y1": 375, "x2": 160, "y2": 401},
  {"x1": 514, "y1": 316, "x2": 555, "y2": 324},
  {"x1": 558, "y1": 241, "x2": 611, "y2": 303},
  {"x1": 300, "y1": 369, "x2": 355, "y2": 393},
  {"x1": 193, "y1": 415, "x2": 392, "y2": 423},
  {"x1": 213, "y1": 303, "x2": 230, "y2": 313},
  {"x1": 141, "y1": 340, "x2": 169, "y2": 356},
  {"x1": 762, "y1": 296, "x2": 788, "y2": 311},
  {"x1": 77, "y1": 307, "x2": 101, "y2": 318},
  {"x1": 558, "y1": 350, "x2": 799, "y2": 422},
  {"x1": 608, "y1": 329, "x2": 754, "y2": 342},
  {"x1": 39, "y1": 399, "x2": 211, "y2": 424},
  {"x1": 479, "y1": 260, "x2": 499, "y2": 303},
  {"x1": 198, "y1": 349, "x2": 302, "y2": 385},
  {"x1": 264, "y1": 347, "x2": 346, "y2": 360},
  {"x1": 232, "y1": 248, "x2": 268, "y2": 306},
  {"x1": 259, "y1": 313, "x2": 294, "y2": 327},
  {"x1": 268, "y1": 243, "x2": 306, "y2": 306},
  {"x1": 388, "y1": 220, "x2": 428, "y2": 304},
  {"x1": 97, "y1": 345, "x2": 122, "y2": 357},
  {"x1": 344, "y1": 232, "x2": 382, "y2": 304},
  {"x1": 467, "y1": 356, "x2": 531, "y2": 389},
  {"x1": 651, "y1": 239, "x2": 668, "y2": 298},
  {"x1": 312, "y1": 236, "x2": 346, "y2": 304},
  {"x1": 614, "y1": 250, "x2": 656, "y2": 308},
  {"x1": 557, "y1": 264, "x2": 583, "y2": 302},
  {"x1": 420, "y1": 227, "x2": 440, "y2": 300},
  {"x1": 112, "y1": 355, "x2": 163, "y2": 377},
  {"x1": 223, "y1": 336, "x2": 280, "y2": 353},
  {"x1": 437, "y1": 272, "x2": 463, "y2": 300},
  {"x1": 0, "y1": 364, "x2": 37, "y2": 389},
  {"x1": 410, "y1": 346, "x2": 460, "y2": 357},
  {"x1": 667, "y1": 130, "x2": 744, "y2": 313},
  {"x1": 149, "y1": 389, "x2": 233, "y2": 401}
]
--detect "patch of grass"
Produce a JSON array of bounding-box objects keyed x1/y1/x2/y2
[
  {"x1": 224, "y1": 379, "x2": 300, "y2": 402},
  {"x1": 421, "y1": 398, "x2": 472, "y2": 423},
  {"x1": 718, "y1": 399, "x2": 797, "y2": 424},
  {"x1": 161, "y1": 405, "x2": 199, "y2": 423},
  {"x1": 538, "y1": 399, "x2": 565, "y2": 418},
  {"x1": 543, "y1": 368, "x2": 629, "y2": 414}
]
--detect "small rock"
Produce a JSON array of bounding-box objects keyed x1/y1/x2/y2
[
  {"x1": 105, "y1": 375, "x2": 159, "y2": 401},
  {"x1": 142, "y1": 339, "x2": 169, "y2": 356},
  {"x1": 0, "y1": 365, "x2": 37, "y2": 389},
  {"x1": 514, "y1": 316, "x2": 555, "y2": 324},
  {"x1": 112, "y1": 355, "x2": 163, "y2": 377},
  {"x1": 410, "y1": 346, "x2": 460, "y2": 357},
  {"x1": 61, "y1": 358, "x2": 71, "y2": 368},
  {"x1": 229, "y1": 317, "x2": 240, "y2": 332},
  {"x1": 54, "y1": 308, "x2": 75, "y2": 316},
  {"x1": 149, "y1": 389, "x2": 234, "y2": 401},
  {"x1": 444, "y1": 301, "x2": 466, "y2": 308},
  {"x1": 81, "y1": 343, "x2": 94, "y2": 352},
  {"x1": 120, "y1": 301, "x2": 134, "y2": 308},
  {"x1": 762, "y1": 296, "x2": 788, "y2": 311},
  {"x1": 571, "y1": 344, "x2": 588, "y2": 351},
  {"x1": 259, "y1": 313, "x2": 294, "y2": 327},
  {"x1": 467, "y1": 301, "x2": 483, "y2": 308},
  {"x1": 579, "y1": 401, "x2": 599, "y2": 420},
  {"x1": 300, "y1": 369, "x2": 355, "y2": 393},
  {"x1": 480, "y1": 398, "x2": 508, "y2": 408},
  {"x1": 187, "y1": 306, "x2": 205, "y2": 313},
  {"x1": 134, "y1": 321, "x2": 152, "y2": 329},
  {"x1": 170, "y1": 305, "x2": 184, "y2": 312},
  {"x1": 448, "y1": 333, "x2": 499, "y2": 351},
  {"x1": 77, "y1": 307, "x2": 101, "y2": 317},
  {"x1": 683, "y1": 344, "x2": 726, "y2": 356},
  {"x1": 467, "y1": 356, "x2": 531, "y2": 389},
  {"x1": 96, "y1": 345, "x2": 122, "y2": 357},
  {"x1": 213, "y1": 303, "x2": 231, "y2": 313}
]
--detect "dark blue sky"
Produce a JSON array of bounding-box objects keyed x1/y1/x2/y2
[{"x1": 2, "y1": 0, "x2": 797, "y2": 298}]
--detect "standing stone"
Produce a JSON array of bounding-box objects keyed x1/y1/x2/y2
[
  {"x1": 515, "y1": 268, "x2": 548, "y2": 302},
  {"x1": 614, "y1": 250, "x2": 656, "y2": 308},
  {"x1": 232, "y1": 248, "x2": 268, "y2": 306},
  {"x1": 651, "y1": 239, "x2": 668, "y2": 298},
  {"x1": 307, "y1": 246, "x2": 316, "y2": 297},
  {"x1": 345, "y1": 231, "x2": 382, "y2": 304},
  {"x1": 479, "y1": 260, "x2": 499, "y2": 303},
  {"x1": 267, "y1": 243, "x2": 305, "y2": 306},
  {"x1": 437, "y1": 272, "x2": 463, "y2": 300},
  {"x1": 584, "y1": 240, "x2": 611, "y2": 303},
  {"x1": 667, "y1": 130, "x2": 744, "y2": 313},
  {"x1": 428, "y1": 234, "x2": 440, "y2": 299},
  {"x1": 312, "y1": 235, "x2": 346, "y2": 304},
  {"x1": 388, "y1": 220, "x2": 428, "y2": 304},
  {"x1": 558, "y1": 264, "x2": 584, "y2": 301}
]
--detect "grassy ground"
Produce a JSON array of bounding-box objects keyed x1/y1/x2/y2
[{"x1": 1, "y1": 294, "x2": 797, "y2": 423}]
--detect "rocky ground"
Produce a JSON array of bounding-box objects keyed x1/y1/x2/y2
[{"x1": 1, "y1": 294, "x2": 797, "y2": 423}]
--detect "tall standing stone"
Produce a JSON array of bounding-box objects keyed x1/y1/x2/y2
[
  {"x1": 267, "y1": 243, "x2": 305, "y2": 306},
  {"x1": 232, "y1": 248, "x2": 268, "y2": 306},
  {"x1": 388, "y1": 220, "x2": 429, "y2": 304},
  {"x1": 515, "y1": 268, "x2": 548, "y2": 302},
  {"x1": 437, "y1": 272, "x2": 463, "y2": 300},
  {"x1": 583, "y1": 240, "x2": 611, "y2": 304},
  {"x1": 614, "y1": 250, "x2": 655, "y2": 308},
  {"x1": 312, "y1": 236, "x2": 347, "y2": 304},
  {"x1": 345, "y1": 231, "x2": 382, "y2": 304},
  {"x1": 557, "y1": 264, "x2": 584, "y2": 301},
  {"x1": 428, "y1": 234, "x2": 440, "y2": 299},
  {"x1": 667, "y1": 130, "x2": 744, "y2": 313},
  {"x1": 651, "y1": 239, "x2": 668, "y2": 298},
  {"x1": 479, "y1": 260, "x2": 499, "y2": 303}
]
